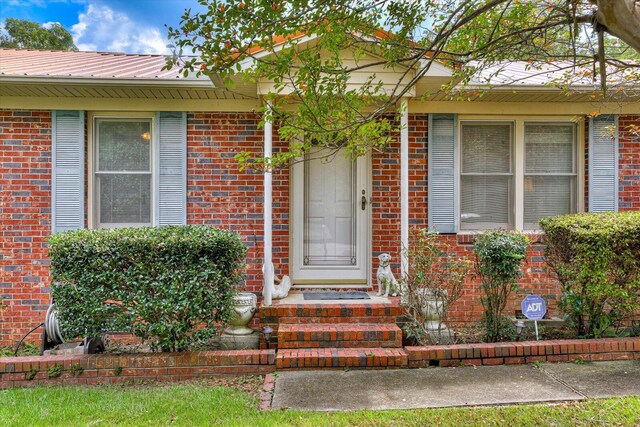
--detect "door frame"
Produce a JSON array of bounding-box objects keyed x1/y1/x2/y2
[{"x1": 290, "y1": 151, "x2": 371, "y2": 287}]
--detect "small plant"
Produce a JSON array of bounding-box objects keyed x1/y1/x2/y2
[
  {"x1": 26, "y1": 368, "x2": 37, "y2": 381},
  {"x1": 1, "y1": 342, "x2": 41, "y2": 357},
  {"x1": 473, "y1": 229, "x2": 529, "y2": 342},
  {"x1": 47, "y1": 363, "x2": 63, "y2": 379},
  {"x1": 573, "y1": 357, "x2": 585, "y2": 365},
  {"x1": 114, "y1": 366, "x2": 123, "y2": 376},
  {"x1": 401, "y1": 229, "x2": 471, "y2": 345},
  {"x1": 69, "y1": 364, "x2": 84, "y2": 376}
]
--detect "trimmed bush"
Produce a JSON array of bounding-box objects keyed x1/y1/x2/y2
[
  {"x1": 49, "y1": 225, "x2": 247, "y2": 352},
  {"x1": 473, "y1": 230, "x2": 529, "y2": 342},
  {"x1": 540, "y1": 212, "x2": 640, "y2": 338}
]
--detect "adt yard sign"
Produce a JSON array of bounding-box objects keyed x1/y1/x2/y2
[{"x1": 521, "y1": 295, "x2": 546, "y2": 320}]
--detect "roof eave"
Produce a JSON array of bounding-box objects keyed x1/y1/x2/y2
[{"x1": 0, "y1": 75, "x2": 215, "y2": 88}]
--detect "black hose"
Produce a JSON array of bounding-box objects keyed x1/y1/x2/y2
[{"x1": 14, "y1": 322, "x2": 44, "y2": 357}]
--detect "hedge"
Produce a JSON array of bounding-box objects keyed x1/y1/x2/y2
[
  {"x1": 540, "y1": 212, "x2": 640, "y2": 338},
  {"x1": 49, "y1": 226, "x2": 247, "y2": 352}
]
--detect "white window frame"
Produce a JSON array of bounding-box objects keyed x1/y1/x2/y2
[
  {"x1": 88, "y1": 112, "x2": 156, "y2": 229},
  {"x1": 459, "y1": 120, "x2": 515, "y2": 230},
  {"x1": 458, "y1": 115, "x2": 585, "y2": 232}
]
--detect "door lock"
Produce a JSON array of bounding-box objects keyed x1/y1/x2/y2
[{"x1": 361, "y1": 190, "x2": 367, "y2": 210}]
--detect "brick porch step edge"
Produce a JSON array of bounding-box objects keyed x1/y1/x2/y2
[
  {"x1": 406, "y1": 337, "x2": 640, "y2": 367},
  {"x1": 260, "y1": 303, "x2": 405, "y2": 320},
  {"x1": 276, "y1": 348, "x2": 409, "y2": 369},
  {"x1": 278, "y1": 323, "x2": 403, "y2": 349}
]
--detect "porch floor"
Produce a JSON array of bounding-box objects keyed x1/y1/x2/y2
[{"x1": 270, "y1": 291, "x2": 393, "y2": 305}]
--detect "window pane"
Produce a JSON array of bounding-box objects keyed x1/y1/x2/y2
[
  {"x1": 524, "y1": 122, "x2": 577, "y2": 228},
  {"x1": 97, "y1": 120, "x2": 151, "y2": 172},
  {"x1": 99, "y1": 174, "x2": 151, "y2": 225},
  {"x1": 525, "y1": 124, "x2": 574, "y2": 173},
  {"x1": 524, "y1": 176, "x2": 576, "y2": 228},
  {"x1": 461, "y1": 175, "x2": 511, "y2": 228},
  {"x1": 462, "y1": 123, "x2": 512, "y2": 173}
]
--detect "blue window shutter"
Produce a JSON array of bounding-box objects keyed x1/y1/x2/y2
[
  {"x1": 156, "y1": 112, "x2": 187, "y2": 225},
  {"x1": 428, "y1": 113, "x2": 458, "y2": 233},
  {"x1": 52, "y1": 110, "x2": 84, "y2": 233},
  {"x1": 589, "y1": 115, "x2": 618, "y2": 212}
]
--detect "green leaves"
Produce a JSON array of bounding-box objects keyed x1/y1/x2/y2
[
  {"x1": 540, "y1": 212, "x2": 640, "y2": 338},
  {"x1": 473, "y1": 229, "x2": 529, "y2": 342},
  {"x1": 401, "y1": 228, "x2": 472, "y2": 345},
  {"x1": 48, "y1": 226, "x2": 247, "y2": 352},
  {"x1": 163, "y1": 1, "x2": 638, "y2": 168},
  {"x1": 0, "y1": 18, "x2": 77, "y2": 51}
]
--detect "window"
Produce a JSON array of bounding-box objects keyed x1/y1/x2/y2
[
  {"x1": 459, "y1": 119, "x2": 578, "y2": 231},
  {"x1": 94, "y1": 118, "x2": 153, "y2": 228},
  {"x1": 524, "y1": 123, "x2": 577, "y2": 229},
  {"x1": 460, "y1": 122, "x2": 513, "y2": 229}
]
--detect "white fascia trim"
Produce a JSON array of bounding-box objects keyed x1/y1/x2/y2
[
  {"x1": 238, "y1": 34, "x2": 317, "y2": 70},
  {"x1": 0, "y1": 75, "x2": 215, "y2": 88},
  {"x1": 462, "y1": 84, "x2": 600, "y2": 92}
]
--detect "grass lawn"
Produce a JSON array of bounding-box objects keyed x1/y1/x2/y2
[{"x1": 1, "y1": 380, "x2": 639, "y2": 427}]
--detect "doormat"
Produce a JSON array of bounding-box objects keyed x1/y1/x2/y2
[{"x1": 303, "y1": 291, "x2": 371, "y2": 300}]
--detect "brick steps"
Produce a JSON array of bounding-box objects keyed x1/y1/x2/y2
[
  {"x1": 260, "y1": 303, "x2": 405, "y2": 323},
  {"x1": 258, "y1": 297, "x2": 408, "y2": 351},
  {"x1": 278, "y1": 323, "x2": 402, "y2": 349},
  {"x1": 275, "y1": 348, "x2": 408, "y2": 369}
]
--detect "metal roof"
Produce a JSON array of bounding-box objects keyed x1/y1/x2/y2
[
  {"x1": 0, "y1": 48, "x2": 205, "y2": 81},
  {"x1": 468, "y1": 60, "x2": 631, "y2": 88}
]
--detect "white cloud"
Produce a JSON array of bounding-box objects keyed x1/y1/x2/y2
[
  {"x1": 42, "y1": 21, "x2": 61, "y2": 29},
  {"x1": 71, "y1": 3, "x2": 169, "y2": 54}
]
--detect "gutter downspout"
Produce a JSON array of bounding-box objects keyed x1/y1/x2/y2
[
  {"x1": 262, "y1": 100, "x2": 274, "y2": 307},
  {"x1": 400, "y1": 98, "x2": 409, "y2": 278}
]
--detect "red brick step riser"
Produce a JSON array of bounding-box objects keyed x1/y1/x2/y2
[
  {"x1": 277, "y1": 324, "x2": 403, "y2": 349},
  {"x1": 275, "y1": 348, "x2": 409, "y2": 369}
]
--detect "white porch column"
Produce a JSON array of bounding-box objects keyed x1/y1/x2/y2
[
  {"x1": 262, "y1": 101, "x2": 274, "y2": 307},
  {"x1": 400, "y1": 98, "x2": 409, "y2": 277}
]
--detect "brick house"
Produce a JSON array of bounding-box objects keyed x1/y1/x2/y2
[{"x1": 1, "y1": 47, "x2": 638, "y2": 347}]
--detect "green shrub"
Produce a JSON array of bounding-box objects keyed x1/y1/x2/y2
[
  {"x1": 473, "y1": 230, "x2": 529, "y2": 342},
  {"x1": 401, "y1": 229, "x2": 471, "y2": 345},
  {"x1": 540, "y1": 212, "x2": 640, "y2": 338},
  {"x1": 49, "y1": 225, "x2": 247, "y2": 352}
]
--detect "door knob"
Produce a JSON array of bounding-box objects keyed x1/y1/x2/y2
[{"x1": 361, "y1": 190, "x2": 367, "y2": 210}]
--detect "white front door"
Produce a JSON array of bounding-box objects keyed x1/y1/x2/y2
[{"x1": 291, "y1": 149, "x2": 369, "y2": 285}]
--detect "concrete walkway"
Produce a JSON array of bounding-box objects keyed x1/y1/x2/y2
[{"x1": 271, "y1": 360, "x2": 640, "y2": 411}]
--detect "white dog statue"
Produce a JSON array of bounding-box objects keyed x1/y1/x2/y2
[
  {"x1": 376, "y1": 253, "x2": 398, "y2": 297},
  {"x1": 262, "y1": 263, "x2": 292, "y2": 299}
]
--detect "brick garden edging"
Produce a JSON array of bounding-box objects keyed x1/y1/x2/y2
[
  {"x1": 0, "y1": 350, "x2": 275, "y2": 389},
  {"x1": 2, "y1": 338, "x2": 639, "y2": 388},
  {"x1": 406, "y1": 337, "x2": 640, "y2": 368}
]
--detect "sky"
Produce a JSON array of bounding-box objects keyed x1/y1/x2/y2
[{"x1": 0, "y1": 0, "x2": 206, "y2": 54}]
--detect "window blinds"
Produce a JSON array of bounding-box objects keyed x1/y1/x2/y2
[
  {"x1": 460, "y1": 122, "x2": 513, "y2": 229},
  {"x1": 524, "y1": 123, "x2": 577, "y2": 228}
]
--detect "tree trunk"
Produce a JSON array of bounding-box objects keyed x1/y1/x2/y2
[{"x1": 596, "y1": 0, "x2": 640, "y2": 53}]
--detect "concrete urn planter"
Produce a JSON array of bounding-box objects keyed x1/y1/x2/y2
[
  {"x1": 224, "y1": 292, "x2": 258, "y2": 336},
  {"x1": 422, "y1": 298, "x2": 445, "y2": 331},
  {"x1": 415, "y1": 288, "x2": 446, "y2": 331}
]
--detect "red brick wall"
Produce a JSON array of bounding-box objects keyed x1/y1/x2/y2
[
  {"x1": 1, "y1": 110, "x2": 639, "y2": 346},
  {"x1": 185, "y1": 112, "x2": 289, "y2": 292},
  {"x1": 371, "y1": 114, "x2": 428, "y2": 281},
  {"x1": 0, "y1": 110, "x2": 52, "y2": 346},
  {"x1": 619, "y1": 115, "x2": 640, "y2": 210}
]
